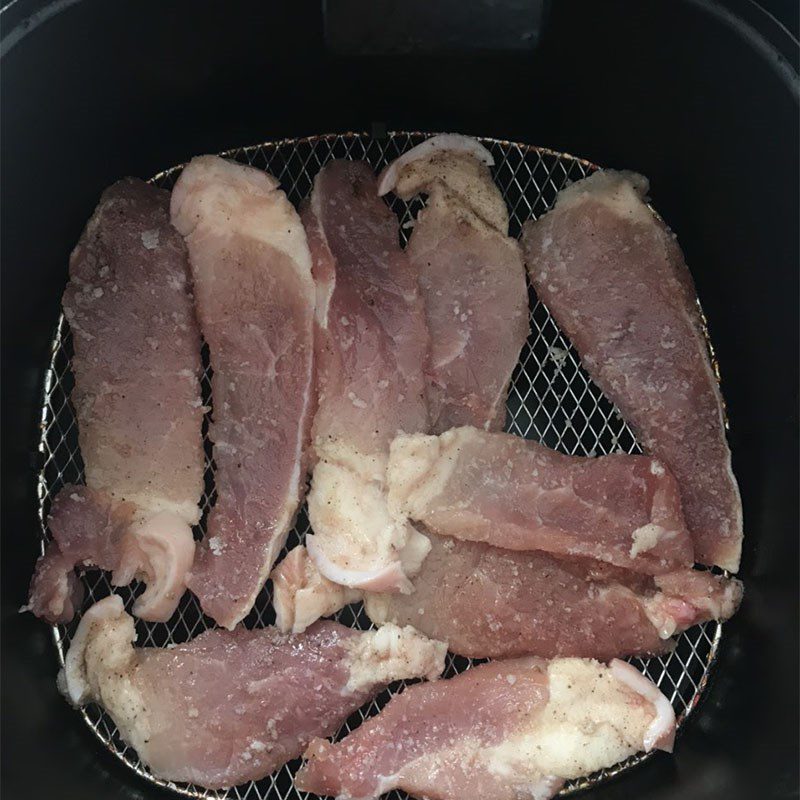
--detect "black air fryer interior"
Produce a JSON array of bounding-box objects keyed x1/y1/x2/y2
[{"x1": 2, "y1": 2, "x2": 798, "y2": 799}]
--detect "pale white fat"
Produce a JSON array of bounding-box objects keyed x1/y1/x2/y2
[
  {"x1": 556, "y1": 170, "x2": 653, "y2": 227},
  {"x1": 528, "y1": 775, "x2": 565, "y2": 800},
  {"x1": 171, "y1": 155, "x2": 313, "y2": 278},
  {"x1": 111, "y1": 511, "x2": 195, "y2": 623},
  {"x1": 387, "y1": 430, "x2": 463, "y2": 520},
  {"x1": 63, "y1": 595, "x2": 126, "y2": 704},
  {"x1": 343, "y1": 624, "x2": 446, "y2": 693},
  {"x1": 400, "y1": 528, "x2": 432, "y2": 577},
  {"x1": 610, "y1": 659, "x2": 675, "y2": 751},
  {"x1": 377, "y1": 134, "x2": 494, "y2": 196},
  {"x1": 629, "y1": 523, "x2": 666, "y2": 558},
  {"x1": 362, "y1": 592, "x2": 392, "y2": 625},
  {"x1": 62, "y1": 597, "x2": 153, "y2": 758},
  {"x1": 314, "y1": 271, "x2": 335, "y2": 330},
  {"x1": 485, "y1": 659, "x2": 662, "y2": 782},
  {"x1": 309, "y1": 180, "x2": 336, "y2": 329},
  {"x1": 271, "y1": 546, "x2": 362, "y2": 634},
  {"x1": 306, "y1": 460, "x2": 421, "y2": 591},
  {"x1": 315, "y1": 437, "x2": 388, "y2": 484},
  {"x1": 378, "y1": 135, "x2": 509, "y2": 233},
  {"x1": 306, "y1": 533, "x2": 412, "y2": 593},
  {"x1": 719, "y1": 455, "x2": 744, "y2": 572},
  {"x1": 107, "y1": 490, "x2": 201, "y2": 527},
  {"x1": 290, "y1": 578, "x2": 361, "y2": 635}
]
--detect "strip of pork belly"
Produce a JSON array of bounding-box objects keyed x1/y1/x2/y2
[
  {"x1": 28, "y1": 179, "x2": 203, "y2": 623},
  {"x1": 303, "y1": 160, "x2": 430, "y2": 591},
  {"x1": 378, "y1": 134, "x2": 529, "y2": 433},
  {"x1": 171, "y1": 156, "x2": 315, "y2": 628},
  {"x1": 62, "y1": 596, "x2": 445, "y2": 790},
  {"x1": 387, "y1": 427, "x2": 693, "y2": 575},
  {"x1": 297, "y1": 656, "x2": 675, "y2": 800},
  {"x1": 521, "y1": 171, "x2": 743, "y2": 571},
  {"x1": 363, "y1": 532, "x2": 742, "y2": 660}
]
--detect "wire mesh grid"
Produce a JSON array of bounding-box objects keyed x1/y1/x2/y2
[{"x1": 36, "y1": 132, "x2": 723, "y2": 799}]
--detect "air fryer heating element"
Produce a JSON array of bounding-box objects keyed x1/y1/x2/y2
[{"x1": 36, "y1": 132, "x2": 725, "y2": 800}]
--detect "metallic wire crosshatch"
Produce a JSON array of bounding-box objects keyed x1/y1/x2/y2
[{"x1": 36, "y1": 132, "x2": 724, "y2": 800}]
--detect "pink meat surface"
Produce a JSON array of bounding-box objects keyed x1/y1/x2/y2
[
  {"x1": 63, "y1": 597, "x2": 445, "y2": 790},
  {"x1": 388, "y1": 427, "x2": 693, "y2": 574},
  {"x1": 29, "y1": 179, "x2": 203, "y2": 623},
  {"x1": 297, "y1": 656, "x2": 675, "y2": 800},
  {"x1": 303, "y1": 160, "x2": 430, "y2": 591},
  {"x1": 379, "y1": 134, "x2": 529, "y2": 432},
  {"x1": 365, "y1": 532, "x2": 742, "y2": 660},
  {"x1": 521, "y1": 171, "x2": 743, "y2": 571},
  {"x1": 171, "y1": 156, "x2": 315, "y2": 628}
]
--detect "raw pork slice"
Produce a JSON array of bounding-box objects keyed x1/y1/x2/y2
[
  {"x1": 28, "y1": 179, "x2": 203, "y2": 623},
  {"x1": 63, "y1": 596, "x2": 446, "y2": 789},
  {"x1": 171, "y1": 156, "x2": 315, "y2": 628},
  {"x1": 388, "y1": 427, "x2": 694, "y2": 574},
  {"x1": 379, "y1": 134, "x2": 529, "y2": 432},
  {"x1": 364, "y1": 532, "x2": 742, "y2": 660},
  {"x1": 521, "y1": 170, "x2": 743, "y2": 571},
  {"x1": 297, "y1": 656, "x2": 675, "y2": 800},
  {"x1": 303, "y1": 160, "x2": 430, "y2": 591}
]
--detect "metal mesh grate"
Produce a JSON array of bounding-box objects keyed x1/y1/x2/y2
[{"x1": 37, "y1": 132, "x2": 723, "y2": 799}]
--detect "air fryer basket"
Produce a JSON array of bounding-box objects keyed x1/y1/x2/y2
[
  {"x1": 37, "y1": 132, "x2": 726, "y2": 800},
  {"x1": 3, "y1": 3, "x2": 797, "y2": 800}
]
